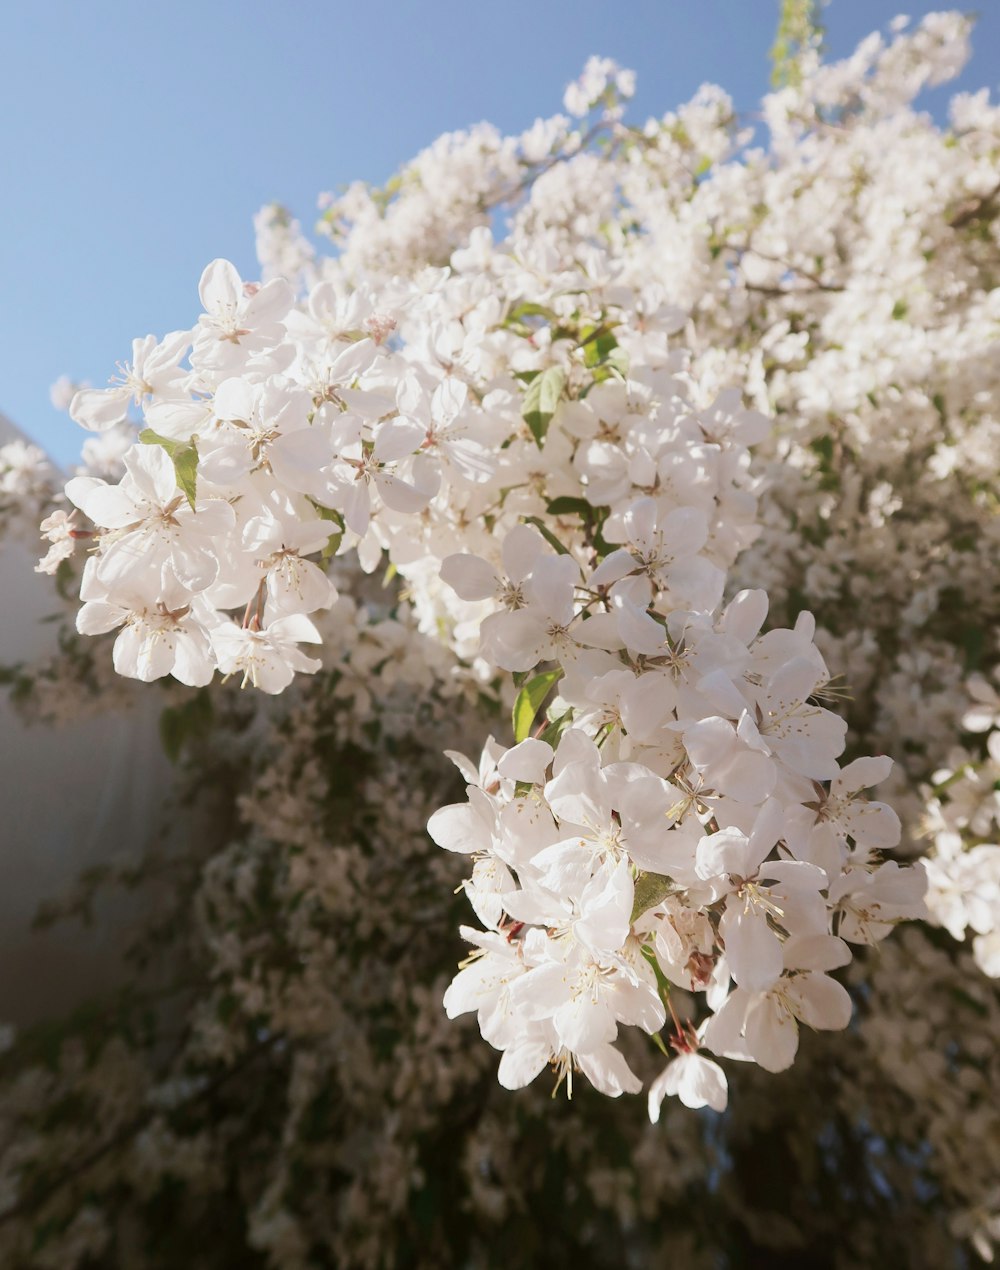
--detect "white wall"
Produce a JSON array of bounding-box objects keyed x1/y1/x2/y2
[{"x1": 0, "y1": 414, "x2": 175, "y2": 1024}]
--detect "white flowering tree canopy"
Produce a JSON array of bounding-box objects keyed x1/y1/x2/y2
[{"x1": 5, "y1": 9, "x2": 1000, "y2": 1265}]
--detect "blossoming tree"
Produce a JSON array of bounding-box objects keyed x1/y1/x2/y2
[{"x1": 2, "y1": 8, "x2": 998, "y2": 1267}]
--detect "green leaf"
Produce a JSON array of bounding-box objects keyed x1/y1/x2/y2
[
  {"x1": 512, "y1": 669, "x2": 563, "y2": 743},
  {"x1": 580, "y1": 324, "x2": 618, "y2": 368},
  {"x1": 139, "y1": 429, "x2": 198, "y2": 510},
  {"x1": 545, "y1": 496, "x2": 594, "y2": 517},
  {"x1": 631, "y1": 872, "x2": 673, "y2": 923},
  {"x1": 159, "y1": 689, "x2": 214, "y2": 763},
  {"x1": 640, "y1": 943, "x2": 674, "y2": 1002},
  {"x1": 521, "y1": 365, "x2": 566, "y2": 446},
  {"x1": 538, "y1": 708, "x2": 574, "y2": 749},
  {"x1": 308, "y1": 500, "x2": 345, "y2": 561},
  {"x1": 522, "y1": 515, "x2": 570, "y2": 556},
  {"x1": 54, "y1": 556, "x2": 76, "y2": 602},
  {"x1": 591, "y1": 347, "x2": 629, "y2": 382},
  {"x1": 507, "y1": 301, "x2": 558, "y2": 324}
]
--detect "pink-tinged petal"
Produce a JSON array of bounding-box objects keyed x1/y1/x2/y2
[
  {"x1": 782, "y1": 935, "x2": 851, "y2": 973},
  {"x1": 674, "y1": 1053, "x2": 728, "y2": 1111},
  {"x1": 550, "y1": 728, "x2": 600, "y2": 778},
  {"x1": 619, "y1": 672, "x2": 674, "y2": 740},
  {"x1": 701, "y1": 990, "x2": 753, "y2": 1061},
  {"x1": 427, "y1": 804, "x2": 489, "y2": 854},
  {"x1": 213, "y1": 377, "x2": 255, "y2": 421},
  {"x1": 720, "y1": 589, "x2": 769, "y2": 644},
  {"x1": 663, "y1": 556, "x2": 725, "y2": 612},
  {"x1": 266, "y1": 557, "x2": 336, "y2": 616},
  {"x1": 135, "y1": 628, "x2": 177, "y2": 682},
  {"x1": 330, "y1": 338, "x2": 378, "y2": 384},
  {"x1": 555, "y1": 995, "x2": 616, "y2": 1053},
  {"x1": 76, "y1": 601, "x2": 125, "y2": 636},
  {"x1": 268, "y1": 426, "x2": 335, "y2": 499},
  {"x1": 760, "y1": 860, "x2": 827, "y2": 891},
  {"x1": 267, "y1": 613, "x2": 322, "y2": 645},
  {"x1": 497, "y1": 739, "x2": 554, "y2": 784},
  {"x1": 723, "y1": 750, "x2": 777, "y2": 804},
  {"x1": 841, "y1": 799, "x2": 901, "y2": 850},
  {"x1": 614, "y1": 598, "x2": 666, "y2": 655},
  {"x1": 514, "y1": 963, "x2": 573, "y2": 1019},
  {"x1": 111, "y1": 624, "x2": 143, "y2": 679},
  {"x1": 340, "y1": 482, "x2": 370, "y2": 536},
  {"x1": 199, "y1": 259, "x2": 242, "y2": 313},
  {"x1": 501, "y1": 523, "x2": 547, "y2": 584},
  {"x1": 167, "y1": 542, "x2": 219, "y2": 594},
  {"x1": 69, "y1": 386, "x2": 130, "y2": 431},
  {"x1": 373, "y1": 471, "x2": 429, "y2": 514},
  {"x1": 571, "y1": 612, "x2": 623, "y2": 651},
  {"x1": 765, "y1": 657, "x2": 824, "y2": 714},
  {"x1": 577, "y1": 1044, "x2": 642, "y2": 1097},
  {"x1": 684, "y1": 716, "x2": 737, "y2": 771},
  {"x1": 244, "y1": 277, "x2": 293, "y2": 326},
  {"x1": 373, "y1": 417, "x2": 425, "y2": 463},
  {"x1": 443, "y1": 957, "x2": 504, "y2": 1019},
  {"x1": 480, "y1": 609, "x2": 549, "y2": 673},
  {"x1": 188, "y1": 499, "x2": 237, "y2": 537},
  {"x1": 696, "y1": 828, "x2": 754, "y2": 881},
  {"x1": 497, "y1": 1039, "x2": 551, "y2": 1090},
  {"x1": 432, "y1": 376, "x2": 467, "y2": 424},
  {"x1": 699, "y1": 670, "x2": 752, "y2": 720},
  {"x1": 445, "y1": 436, "x2": 495, "y2": 483},
  {"x1": 589, "y1": 548, "x2": 635, "y2": 589},
  {"x1": 622, "y1": 497, "x2": 658, "y2": 551},
  {"x1": 78, "y1": 484, "x2": 137, "y2": 529},
  {"x1": 745, "y1": 996, "x2": 799, "y2": 1072},
  {"x1": 64, "y1": 476, "x2": 108, "y2": 519},
  {"x1": 440, "y1": 553, "x2": 499, "y2": 601},
  {"x1": 525, "y1": 555, "x2": 579, "y2": 623},
  {"x1": 736, "y1": 708, "x2": 770, "y2": 753},
  {"x1": 95, "y1": 533, "x2": 168, "y2": 592},
  {"x1": 126, "y1": 444, "x2": 177, "y2": 506},
  {"x1": 144, "y1": 328, "x2": 190, "y2": 375},
  {"x1": 144, "y1": 396, "x2": 213, "y2": 442},
  {"x1": 611, "y1": 977, "x2": 665, "y2": 1035},
  {"x1": 171, "y1": 632, "x2": 216, "y2": 687},
  {"x1": 660, "y1": 504, "x2": 709, "y2": 555},
  {"x1": 545, "y1": 759, "x2": 610, "y2": 829},
  {"x1": 748, "y1": 797, "x2": 784, "y2": 858},
  {"x1": 576, "y1": 865, "x2": 635, "y2": 955},
  {"x1": 834, "y1": 754, "x2": 893, "y2": 796},
  {"x1": 647, "y1": 1065, "x2": 672, "y2": 1124},
  {"x1": 721, "y1": 905, "x2": 784, "y2": 992},
  {"x1": 786, "y1": 972, "x2": 852, "y2": 1031}
]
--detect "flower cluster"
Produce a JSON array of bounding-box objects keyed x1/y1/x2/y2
[
  {"x1": 53, "y1": 194, "x2": 919, "y2": 1114},
  {"x1": 432, "y1": 580, "x2": 918, "y2": 1107}
]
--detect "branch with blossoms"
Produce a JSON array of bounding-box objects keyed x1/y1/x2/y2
[{"x1": 47, "y1": 178, "x2": 923, "y2": 1118}]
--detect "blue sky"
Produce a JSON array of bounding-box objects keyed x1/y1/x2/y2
[{"x1": 2, "y1": 1, "x2": 997, "y2": 467}]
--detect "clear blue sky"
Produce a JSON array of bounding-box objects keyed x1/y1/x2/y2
[{"x1": 2, "y1": 1, "x2": 997, "y2": 468}]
